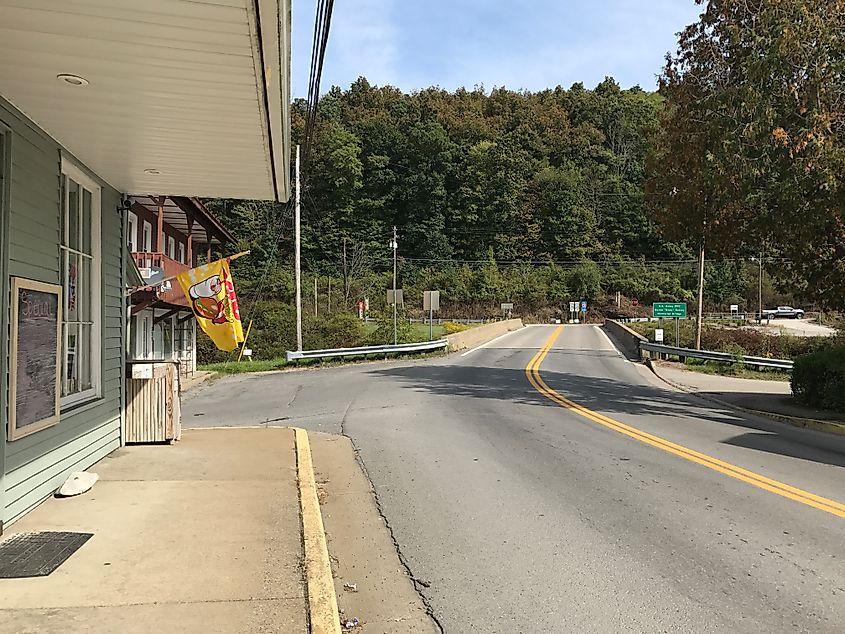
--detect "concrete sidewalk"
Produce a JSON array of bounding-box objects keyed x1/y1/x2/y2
[
  {"x1": 652, "y1": 361, "x2": 845, "y2": 432},
  {"x1": 0, "y1": 428, "x2": 307, "y2": 634}
]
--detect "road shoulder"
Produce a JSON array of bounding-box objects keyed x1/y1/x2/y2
[
  {"x1": 648, "y1": 360, "x2": 845, "y2": 436},
  {"x1": 309, "y1": 432, "x2": 439, "y2": 633}
]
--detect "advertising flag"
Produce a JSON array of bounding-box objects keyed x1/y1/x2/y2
[{"x1": 176, "y1": 257, "x2": 244, "y2": 352}]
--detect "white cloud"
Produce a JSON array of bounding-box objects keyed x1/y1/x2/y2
[{"x1": 293, "y1": 0, "x2": 399, "y2": 95}]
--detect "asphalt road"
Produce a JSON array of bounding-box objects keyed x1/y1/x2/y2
[{"x1": 184, "y1": 325, "x2": 845, "y2": 633}]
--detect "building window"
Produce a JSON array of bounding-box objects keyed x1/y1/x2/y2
[
  {"x1": 178, "y1": 242, "x2": 186, "y2": 264},
  {"x1": 127, "y1": 212, "x2": 138, "y2": 252},
  {"x1": 157, "y1": 316, "x2": 175, "y2": 359},
  {"x1": 142, "y1": 221, "x2": 152, "y2": 252},
  {"x1": 60, "y1": 158, "x2": 101, "y2": 405},
  {"x1": 133, "y1": 313, "x2": 152, "y2": 359},
  {"x1": 167, "y1": 235, "x2": 176, "y2": 260}
]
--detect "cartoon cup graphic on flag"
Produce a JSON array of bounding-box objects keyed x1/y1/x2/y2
[{"x1": 177, "y1": 257, "x2": 244, "y2": 352}]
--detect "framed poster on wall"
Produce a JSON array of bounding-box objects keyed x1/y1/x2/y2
[{"x1": 8, "y1": 277, "x2": 62, "y2": 441}]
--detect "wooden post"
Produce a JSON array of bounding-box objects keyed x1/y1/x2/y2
[
  {"x1": 206, "y1": 228, "x2": 212, "y2": 263},
  {"x1": 156, "y1": 196, "x2": 165, "y2": 253},
  {"x1": 695, "y1": 240, "x2": 705, "y2": 350},
  {"x1": 186, "y1": 216, "x2": 194, "y2": 266}
]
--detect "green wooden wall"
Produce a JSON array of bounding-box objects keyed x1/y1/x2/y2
[{"x1": 0, "y1": 96, "x2": 124, "y2": 527}]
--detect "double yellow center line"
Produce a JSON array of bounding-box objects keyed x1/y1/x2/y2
[{"x1": 525, "y1": 326, "x2": 845, "y2": 519}]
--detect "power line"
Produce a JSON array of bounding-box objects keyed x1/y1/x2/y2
[{"x1": 302, "y1": 0, "x2": 335, "y2": 170}]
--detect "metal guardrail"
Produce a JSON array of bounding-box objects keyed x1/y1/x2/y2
[
  {"x1": 640, "y1": 342, "x2": 793, "y2": 370},
  {"x1": 704, "y1": 312, "x2": 749, "y2": 321},
  {"x1": 286, "y1": 339, "x2": 448, "y2": 362},
  {"x1": 409, "y1": 318, "x2": 488, "y2": 325}
]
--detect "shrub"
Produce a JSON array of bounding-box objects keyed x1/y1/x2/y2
[
  {"x1": 368, "y1": 307, "x2": 413, "y2": 344},
  {"x1": 443, "y1": 321, "x2": 469, "y2": 335},
  {"x1": 309, "y1": 312, "x2": 366, "y2": 349},
  {"x1": 791, "y1": 346, "x2": 845, "y2": 413}
]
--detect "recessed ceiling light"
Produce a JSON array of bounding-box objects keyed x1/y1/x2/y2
[
  {"x1": 57, "y1": 74, "x2": 89, "y2": 86},
  {"x1": 143, "y1": 169, "x2": 161, "y2": 175}
]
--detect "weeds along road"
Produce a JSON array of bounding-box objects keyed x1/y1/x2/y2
[{"x1": 184, "y1": 325, "x2": 845, "y2": 633}]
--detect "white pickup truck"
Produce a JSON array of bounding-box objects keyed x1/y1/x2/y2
[{"x1": 761, "y1": 306, "x2": 805, "y2": 319}]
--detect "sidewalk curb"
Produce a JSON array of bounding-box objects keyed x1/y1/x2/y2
[
  {"x1": 294, "y1": 427, "x2": 342, "y2": 634},
  {"x1": 646, "y1": 359, "x2": 845, "y2": 437}
]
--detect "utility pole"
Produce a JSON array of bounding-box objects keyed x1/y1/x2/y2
[
  {"x1": 294, "y1": 145, "x2": 302, "y2": 351},
  {"x1": 392, "y1": 226, "x2": 398, "y2": 345},
  {"x1": 758, "y1": 250, "x2": 763, "y2": 324},
  {"x1": 342, "y1": 237, "x2": 348, "y2": 305},
  {"x1": 695, "y1": 239, "x2": 705, "y2": 350}
]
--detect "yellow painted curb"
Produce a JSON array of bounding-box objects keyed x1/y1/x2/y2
[{"x1": 294, "y1": 427, "x2": 341, "y2": 634}]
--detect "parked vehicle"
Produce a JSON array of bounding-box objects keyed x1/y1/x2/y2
[{"x1": 761, "y1": 306, "x2": 805, "y2": 319}]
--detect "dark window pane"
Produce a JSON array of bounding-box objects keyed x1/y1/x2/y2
[
  {"x1": 79, "y1": 257, "x2": 91, "y2": 322},
  {"x1": 67, "y1": 253, "x2": 79, "y2": 322},
  {"x1": 82, "y1": 188, "x2": 92, "y2": 254},
  {"x1": 64, "y1": 325, "x2": 78, "y2": 396},
  {"x1": 67, "y1": 179, "x2": 79, "y2": 250},
  {"x1": 60, "y1": 176, "x2": 66, "y2": 244},
  {"x1": 79, "y1": 325, "x2": 92, "y2": 391}
]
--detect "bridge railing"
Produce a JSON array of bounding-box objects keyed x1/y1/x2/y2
[
  {"x1": 639, "y1": 342, "x2": 793, "y2": 370},
  {"x1": 286, "y1": 339, "x2": 447, "y2": 362}
]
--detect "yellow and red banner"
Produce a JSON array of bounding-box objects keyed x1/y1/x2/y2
[{"x1": 176, "y1": 257, "x2": 244, "y2": 352}]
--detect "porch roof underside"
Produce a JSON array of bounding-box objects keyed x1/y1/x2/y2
[
  {"x1": 130, "y1": 291, "x2": 192, "y2": 315},
  {"x1": 130, "y1": 196, "x2": 237, "y2": 246},
  {"x1": 0, "y1": 0, "x2": 291, "y2": 202}
]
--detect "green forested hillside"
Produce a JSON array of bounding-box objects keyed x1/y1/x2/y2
[
  {"x1": 295, "y1": 77, "x2": 682, "y2": 264},
  {"x1": 202, "y1": 78, "x2": 798, "y2": 361}
]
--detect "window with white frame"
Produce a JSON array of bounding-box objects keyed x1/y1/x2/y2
[
  {"x1": 178, "y1": 242, "x2": 186, "y2": 264},
  {"x1": 167, "y1": 235, "x2": 176, "y2": 260},
  {"x1": 127, "y1": 212, "x2": 138, "y2": 252},
  {"x1": 135, "y1": 313, "x2": 152, "y2": 359},
  {"x1": 142, "y1": 221, "x2": 152, "y2": 252},
  {"x1": 60, "y1": 158, "x2": 101, "y2": 405}
]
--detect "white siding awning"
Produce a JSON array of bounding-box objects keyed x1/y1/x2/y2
[{"x1": 0, "y1": 0, "x2": 291, "y2": 202}]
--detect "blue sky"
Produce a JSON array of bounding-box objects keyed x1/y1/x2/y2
[{"x1": 291, "y1": 1, "x2": 704, "y2": 97}]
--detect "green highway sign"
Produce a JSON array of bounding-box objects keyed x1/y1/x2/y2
[{"x1": 653, "y1": 302, "x2": 687, "y2": 318}]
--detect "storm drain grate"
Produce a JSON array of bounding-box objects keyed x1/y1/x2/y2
[{"x1": 0, "y1": 531, "x2": 93, "y2": 578}]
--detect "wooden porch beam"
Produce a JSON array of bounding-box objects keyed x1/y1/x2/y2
[
  {"x1": 131, "y1": 297, "x2": 156, "y2": 316},
  {"x1": 186, "y1": 216, "x2": 194, "y2": 266},
  {"x1": 154, "y1": 308, "x2": 180, "y2": 325}
]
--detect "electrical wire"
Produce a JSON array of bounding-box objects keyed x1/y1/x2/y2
[{"x1": 302, "y1": 0, "x2": 335, "y2": 171}]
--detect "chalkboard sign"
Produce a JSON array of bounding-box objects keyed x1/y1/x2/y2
[{"x1": 9, "y1": 278, "x2": 62, "y2": 441}]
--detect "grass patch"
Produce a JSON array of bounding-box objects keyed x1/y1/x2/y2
[
  {"x1": 200, "y1": 358, "x2": 292, "y2": 374},
  {"x1": 199, "y1": 348, "x2": 448, "y2": 375},
  {"x1": 682, "y1": 357, "x2": 790, "y2": 381},
  {"x1": 363, "y1": 322, "x2": 447, "y2": 342}
]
